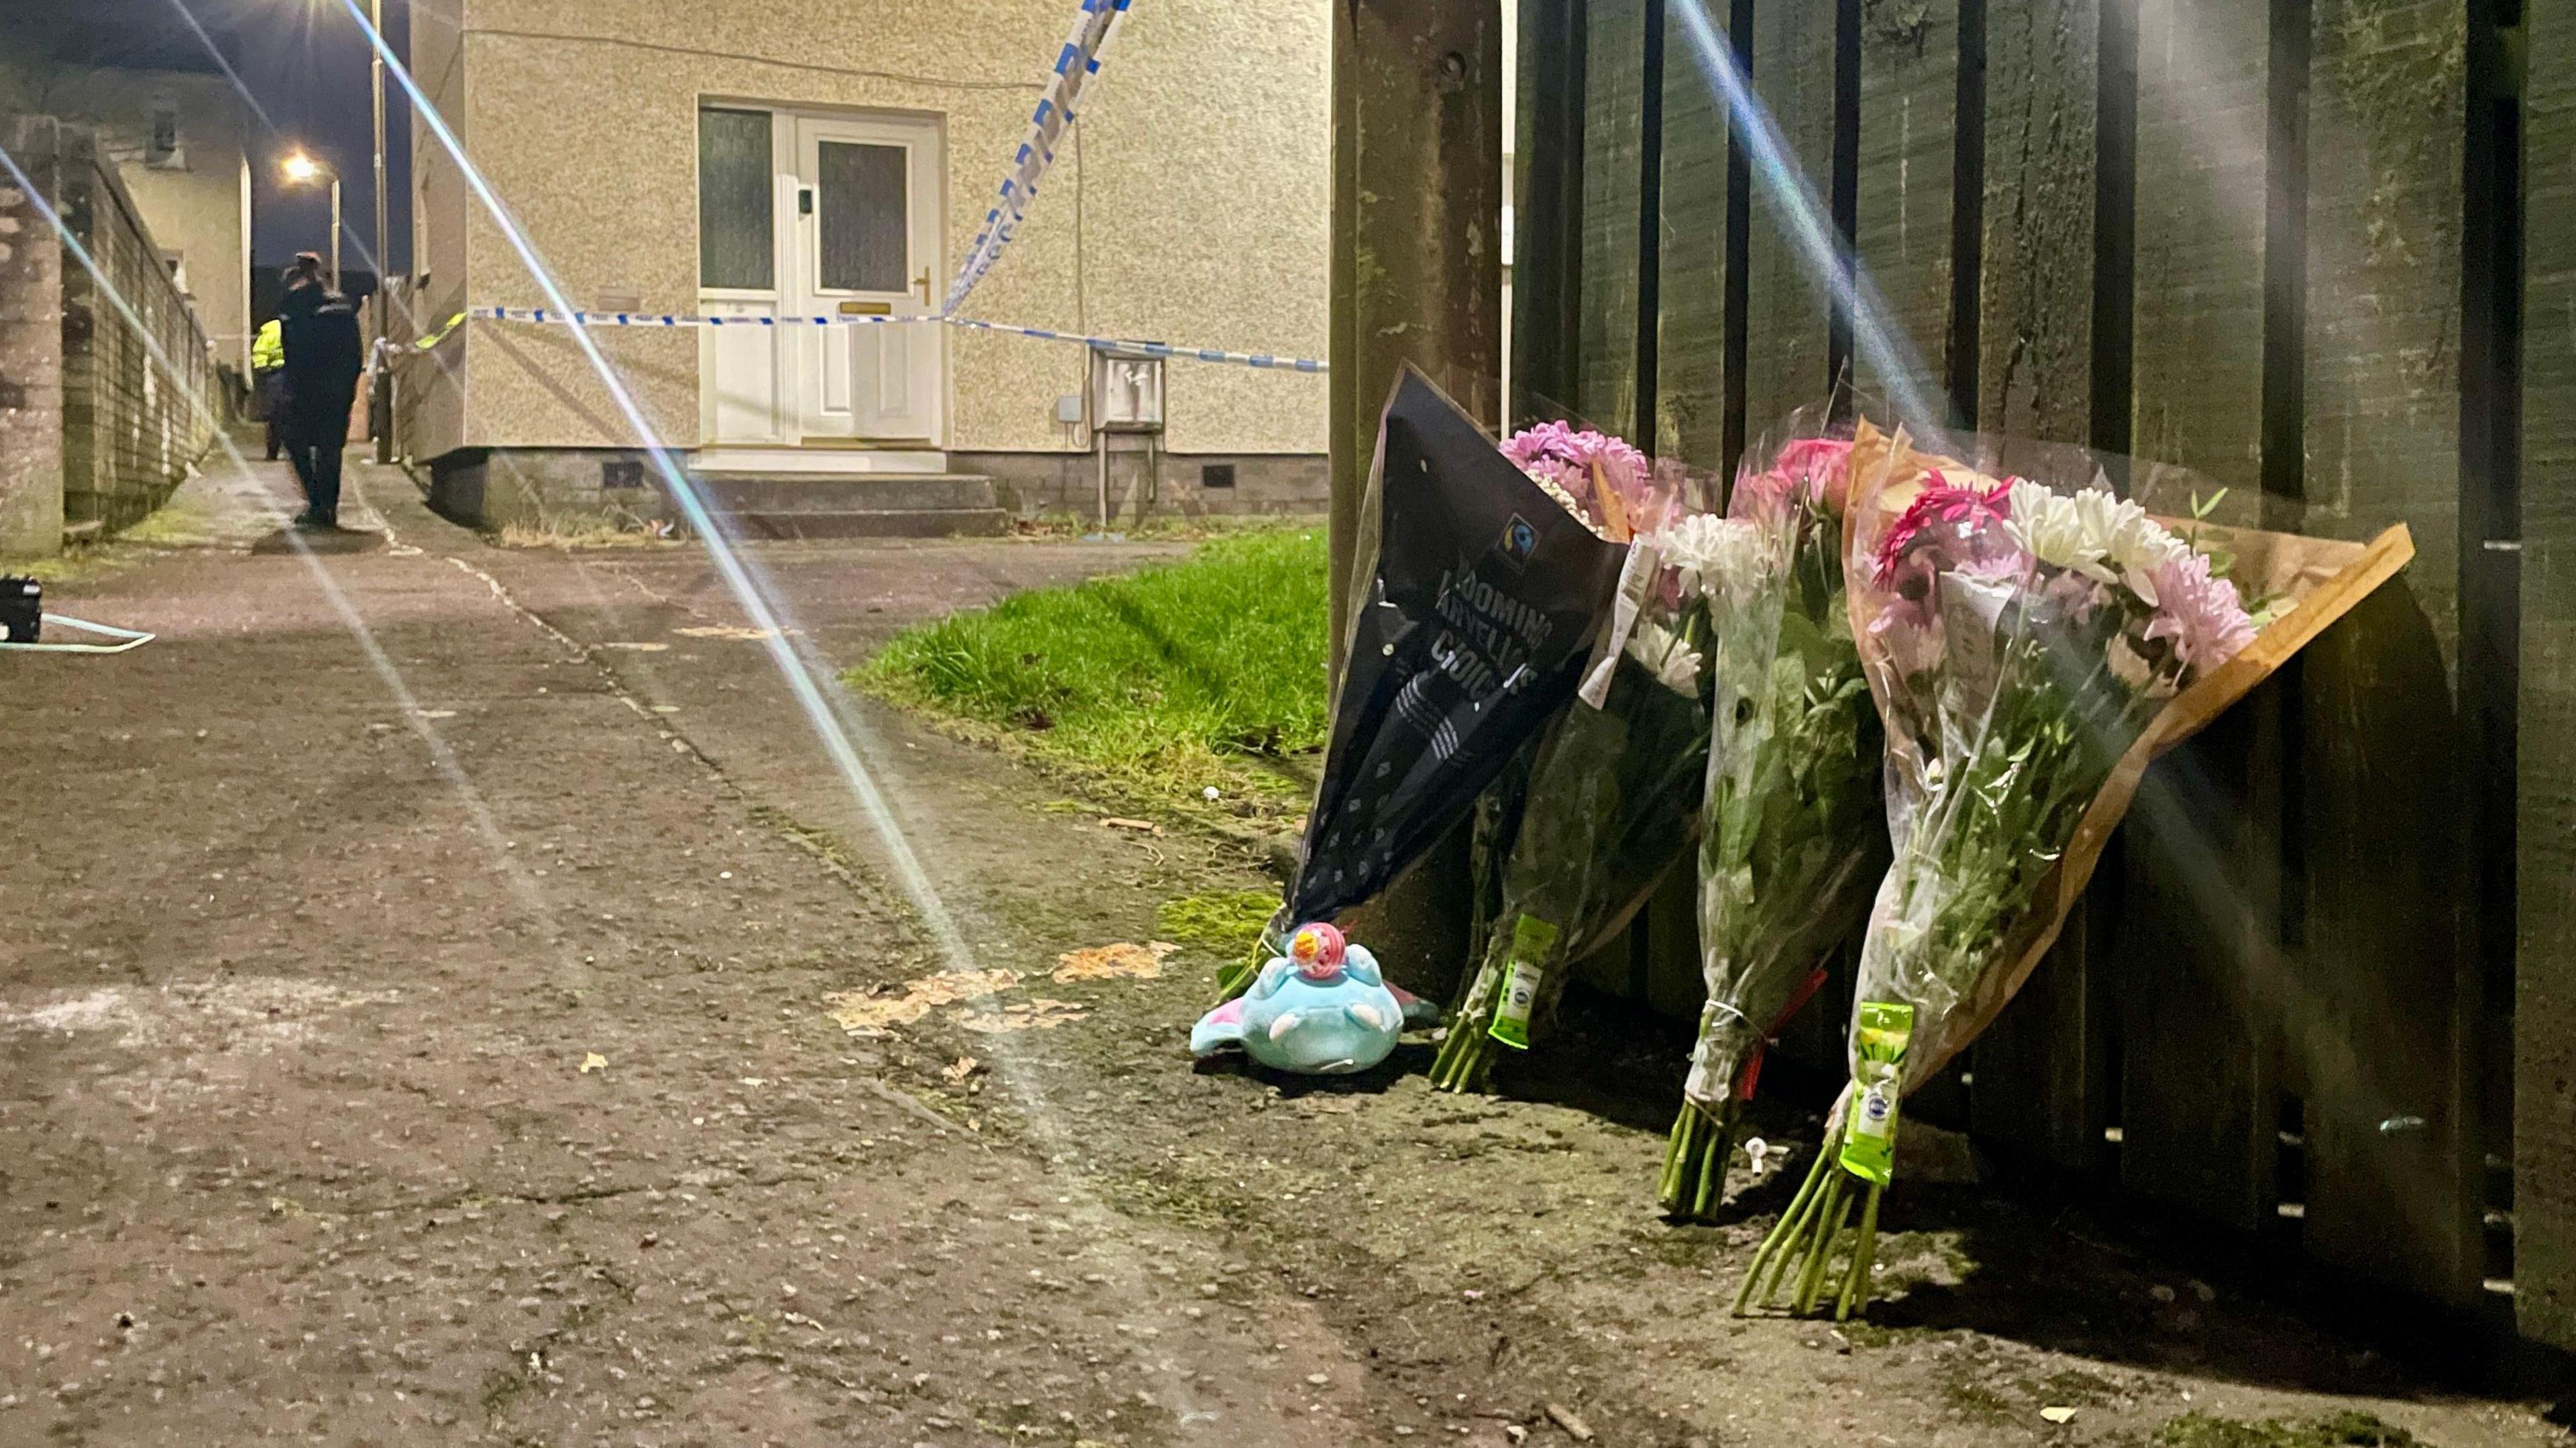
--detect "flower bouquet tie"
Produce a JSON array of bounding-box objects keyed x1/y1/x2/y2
[
  {"x1": 1428, "y1": 424, "x2": 1720, "y2": 1093},
  {"x1": 1658, "y1": 421, "x2": 1890, "y2": 1220},
  {"x1": 1738, "y1": 422, "x2": 2415, "y2": 1319}
]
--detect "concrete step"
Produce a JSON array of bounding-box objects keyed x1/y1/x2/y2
[
  {"x1": 727, "y1": 508, "x2": 1011, "y2": 541},
  {"x1": 692, "y1": 471, "x2": 998, "y2": 514}
]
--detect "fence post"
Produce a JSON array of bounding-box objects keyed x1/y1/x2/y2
[
  {"x1": 2516, "y1": 0, "x2": 2576, "y2": 1347},
  {"x1": 0, "y1": 118, "x2": 64, "y2": 559},
  {"x1": 1326, "y1": 0, "x2": 1506, "y2": 987},
  {"x1": 1328, "y1": 0, "x2": 1506, "y2": 682}
]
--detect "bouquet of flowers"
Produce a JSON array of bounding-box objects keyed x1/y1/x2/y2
[
  {"x1": 1657, "y1": 419, "x2": 1890, "y2": 1221},
  {"x1": 1739, "y1": 423, "x2": 2415, "y2": 1319},
  {"x1": 1428, "y1": 423, "x2": 1722, "y2": 1093},
  {"x1": 1221, "y1": 372, "x2": 1627, "y2": 1002}
]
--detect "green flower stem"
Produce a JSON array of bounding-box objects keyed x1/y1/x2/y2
[
  {"x1": 1735, "y1": 1120, "x2": 1841, "y2": 1314},
  {"x1": 1428, "y1": 961, "x2": 1504, "y2": 1093},
  {"x1": 1794, "y1": 1174, "x2": 1853, "y2": 1316},
  {"x1": 1659, "y1": 1100, "x2": 1738, "y2": 1221},
  {"x1": 1835, "y1": 1182, "x2": 1884, "y2": 1321}
]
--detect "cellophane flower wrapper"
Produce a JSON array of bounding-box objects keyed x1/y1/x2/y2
[
  {"x1": 1841, "y1": 424, "x2": 2255, "y2": 1101},
  {"x1": 1430, "y1": 430, "x2": 1719, "y2": 1092},
  {"x1": 1658, "y1": 415, "x2": 1890, "y2": 1218},
  {"x1": 1735, "y1": 419, "x2": 2414, "y2": 1320},
  {"x1": 1230, "y1": 373, "x2": 1627, "y2": 1001}
]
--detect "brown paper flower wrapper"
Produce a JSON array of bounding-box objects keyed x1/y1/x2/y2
[{"x1": 1841, "y1": 421, "x2": 2416, "y2": 1093}]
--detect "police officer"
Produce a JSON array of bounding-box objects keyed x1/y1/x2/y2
[
  {"x1": 250, "y1": 316, "x2": 286, "y2": 460},
  {"x1": 276, "y1": 253, "x2": 363, "y2": 530}
]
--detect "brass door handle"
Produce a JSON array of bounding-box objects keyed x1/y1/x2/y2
[{"x1": 914, "y1": 269, "x2": 932, "y2": 306}]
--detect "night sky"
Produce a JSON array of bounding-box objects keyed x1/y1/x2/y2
[
  {"x1": 235, "y1": 0, "x2": 415, "y2": 277},
  {"x1": 15, "y1": 0, "x2": 415, "y2": 278}
]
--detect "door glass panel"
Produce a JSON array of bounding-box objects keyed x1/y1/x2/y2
[
  {"x1": 816, "y1": 142, "x2": 907, "y2": 293},
  {"x1": 698, "y1": 109, "x2": 774, "y2": 290}
]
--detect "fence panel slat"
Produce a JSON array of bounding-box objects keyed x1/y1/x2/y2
[
  {"x1": 1739, "y1": 0, "x2": 1840, "y2": 435},
  {"x1": 1853, "y1": 0, "x2": 1957, "y2": 418},
  {"x1": 1656, "y1": 0, "x2": 1733, "y2": 471},
  {"x1": 1578, "y1": 0, "x2": 1649, "y2": 431},
  {"x1": 1976, "y1": 0, "x2": 2096, "y2": 442},
  {"x1": 2115, "y1": 0, "x2": 2276, "y2": 1231},
  {"x1": 1962, "y1": 0, "x2": 2107, "y2": 1168},
  {"x1": 1738, "y1": 0, "x2": 1845, "y2": 1074},
  {"x1": 2295, "y1": 0, "x2": 2478, "y2": 1306},
  {"x1": 2518, "y1": 0, "x2": 2576, "y2": 1349}
]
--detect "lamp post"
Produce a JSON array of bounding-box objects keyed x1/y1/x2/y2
[
  {"x1": 369, "y1": 0, "x2": 390, "y2": 462},
  {"x1": 280, "y1": 150, "x2": 340, "y2": 288}
]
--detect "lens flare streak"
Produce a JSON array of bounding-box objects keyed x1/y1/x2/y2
[{"x1": 1667, "y1": 0, "x2": 1948, "y2": 445}]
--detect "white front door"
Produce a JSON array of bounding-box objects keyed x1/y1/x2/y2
[{"x1": 790, "y1": 113, "x2": 943, "y2": 447}]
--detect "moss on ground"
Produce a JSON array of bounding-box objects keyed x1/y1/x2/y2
[
  {"x1": 1157, "y1": 889, "x2": 1281, "y2": 957},
  {"x1": 2151, "y1": 1410, "x2": 2420, "y2": 1448}
]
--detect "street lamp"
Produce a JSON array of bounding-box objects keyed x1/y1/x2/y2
[
  {"x1": 278, "y1": 149, "x2": 341, "y2": 290},
  {"x1": 367, "y1": 0, "x2": 390, "y2": 463}
]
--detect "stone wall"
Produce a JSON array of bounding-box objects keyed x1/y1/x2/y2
[
  {"x1": 0, "y1": 139, "x2": 64, "y2": 557},
  {"x1": 422, "y1": 445, "x2": 1326, "y2": 535},
  {"x1": 3, "y1": 117, "x2": 217, "y2": 549},
  {"x1": 955, "y1": 447, "x2": 1328, "y2": 522}
]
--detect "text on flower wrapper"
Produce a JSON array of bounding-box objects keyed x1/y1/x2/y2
[{"x1": 1428, "y1": 566, "x2": 1557, "y2": 698}]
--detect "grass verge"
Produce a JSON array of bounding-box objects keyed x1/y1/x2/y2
[{"x1": 853, "y1": 528, "x2": 1329, "y2": 830}]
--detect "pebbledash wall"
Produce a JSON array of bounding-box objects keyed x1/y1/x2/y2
[{"x1": 402, "y1": 0, "x2": 1330, "y2": 521}]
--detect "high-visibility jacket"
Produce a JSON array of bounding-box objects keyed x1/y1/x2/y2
[{"x1": 251, "y1": 318, "x2": 284, "y2": 373}]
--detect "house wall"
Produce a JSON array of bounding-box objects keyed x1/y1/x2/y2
[
  {"x1": 21, "y1": 68, "x2": 252, "y2": 376},
  {"x1": 409, "y1": 0, "x2": 1328, "y2": 462},
  {"x1": 401, "y1": 0, "x2": 472, "y2": 465}
]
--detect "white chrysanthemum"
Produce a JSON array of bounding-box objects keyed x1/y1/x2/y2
[
  {"x1": 1623, "y1": 618, "x2": 1704, "y2": 695},
  {"x1": 2006, "y1": 480, "x2": 2110, "y2": 581},
  {"x1": 1655, "y1": 514, "x2": 1773, "y2": 603},
  {"x1": 2104, "y1": 507, "x2": 2190, "y2": 606},
  {"x1": 2009, "y1": 480, "x2": 2191, "y2": 606}
]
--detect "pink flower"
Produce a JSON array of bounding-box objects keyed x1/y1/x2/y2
[
  {"x1": 2142, "y1": 551, "x2": 2256, "y2": 677},
  {"x1": 1502, "y1": 422, "x2": 1662, "y2": 531},
  {"x1": 1727, "y1": 467, "x2": 1796, "y2": 524},
  {"x1": 1732, "y1": 437, "x2": 1858, "y2": 526},
  {"x1": 1872, "y1": 472, "x2": 2018, "y2": 589},
  {"x1": 1774, "y1": 437, "x2": 1855, "y2": 513}
]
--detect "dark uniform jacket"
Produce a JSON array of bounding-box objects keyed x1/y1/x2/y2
[{"x1": 278, "y1": 283, "x2": 364, "y2": 427}]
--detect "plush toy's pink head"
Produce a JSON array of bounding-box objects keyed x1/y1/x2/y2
[{"x1": 1287, "y1": 922, "x2": 1346, "y2": 980}]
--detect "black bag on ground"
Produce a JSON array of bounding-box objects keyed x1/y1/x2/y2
[
  {"x1": 1286, "y1": 367, "x2": 1627, "y2": 927},
  {"x1": 0, "y1": 577, "x2": 39, "y2": 643}
]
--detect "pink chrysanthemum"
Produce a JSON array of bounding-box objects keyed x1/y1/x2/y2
[
  {"x1": 2143, "y1": 551, "x2": 2257, "y2": 677},
  {"x1": 1502, "y1": 421, "x2": 1663, "y2": 531}
]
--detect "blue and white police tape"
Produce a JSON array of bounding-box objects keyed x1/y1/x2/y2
[
  {"x1": 947, "y1": 317, "x2": 1325, "y2": 373},
  {"x1": 461, "y1": 306, "x2": 1326, "y2": 374},
  {"x1": 942, "y1": 0, "x2": 1133, "y2": 315}
]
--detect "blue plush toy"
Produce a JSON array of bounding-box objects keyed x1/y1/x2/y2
[{"x1": 1190, "y1": 922, "x2": 1438, "y2": 1074}]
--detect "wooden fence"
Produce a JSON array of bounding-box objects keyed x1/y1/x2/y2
[{"x1": 1501, "y1": 0, "x2": 2557, "y2": 1337}]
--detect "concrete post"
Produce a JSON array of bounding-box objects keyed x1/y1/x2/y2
[{"x1": 0, "y1": 119, "x2": 64, "y2": 559}]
